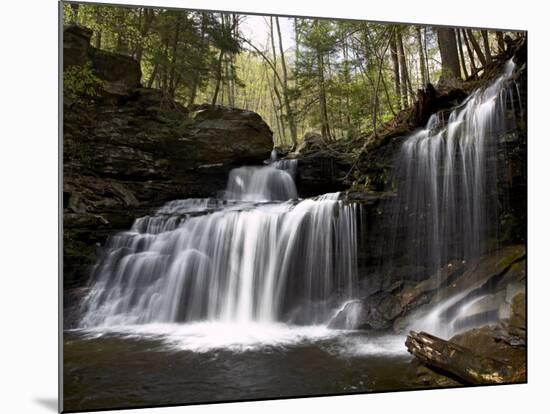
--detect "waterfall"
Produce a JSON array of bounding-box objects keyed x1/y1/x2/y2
[
  {"x1": 80, "y1": 159, "x2": 358, "y2": 329},
  {"x1": 224, "y1": 165, "x2": 298, "y2": 201},
  {"x1": 387, "y1": 60, "x2": 521, "y2": 336}
]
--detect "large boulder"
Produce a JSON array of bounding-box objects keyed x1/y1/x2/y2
[
  {"x1": 189, "y1": 105, "x2": 274, "y2": 166},
  {"x1": 63, "y1": 25, "x2": 141, "y2": 95},
  {"x1": 63, "y1": 25, "x2": 92, "y2": 69},
  {"x1": 286, "y1": 132, "x2": 352, "y2": 197},
  {"x1": 329, "y1": 288, "x2": 403, "y2": 331},
  {"x1": 89, "y1": 48, "x2": 141, "y2": 95}
]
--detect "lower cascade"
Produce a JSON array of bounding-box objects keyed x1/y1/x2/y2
[{"x1": 80, "y1": 160, "x2": 359, "y2": 329}]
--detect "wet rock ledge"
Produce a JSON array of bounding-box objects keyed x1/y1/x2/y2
[{"x1": 63, "y1": 25, "x2": 274, "y2": 289}]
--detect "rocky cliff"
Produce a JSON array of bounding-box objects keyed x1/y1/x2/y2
[{"x1": 63, "y1": 25, "x2": 273, "y2": 289}]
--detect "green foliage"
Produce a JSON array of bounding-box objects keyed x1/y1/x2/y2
[
  {"x1": 63, "y1": 62, "x2": 104, "y2": 103},
  {"x1": 64, "y1": 3, "x2": 519, "y2": 147}
]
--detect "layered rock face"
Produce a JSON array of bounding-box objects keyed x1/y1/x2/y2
[{"x1": 63, "y1": 25, "x2": 273, "y2": 289}]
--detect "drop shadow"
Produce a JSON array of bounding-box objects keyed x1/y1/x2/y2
[{"x1": 34, "y1": 398, "x2": 58, "y2": 412}]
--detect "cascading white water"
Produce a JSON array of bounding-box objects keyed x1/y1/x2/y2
[
  {"x1": 389, "y1": 60, "x2": 521, "y2": 337},
  {"x1": 224, "y1": 165, "x2": 298, "y2": 201},
  {"x1": 80, "y1": 159, "x2": 358, "y2": 332}
]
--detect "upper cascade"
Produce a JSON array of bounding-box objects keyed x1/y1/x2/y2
[{"x1": 224, "y1": 154, "x2": 298, "y2": 202}]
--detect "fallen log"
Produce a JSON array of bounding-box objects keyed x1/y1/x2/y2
[{"x1": 405, "y1": 331, "x2": 515, "y2": 385}]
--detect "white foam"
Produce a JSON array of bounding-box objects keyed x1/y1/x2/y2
[
  {"x1": 79, "y1": 322, "x2": 340, "y2": 353},
  {"x1": 331, "y1": 335, "x2": 409, "y2": 357}
]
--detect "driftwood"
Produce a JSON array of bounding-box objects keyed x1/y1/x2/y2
[{"x1": 405, "y1": 331, "x2": 515, "y2": 385}]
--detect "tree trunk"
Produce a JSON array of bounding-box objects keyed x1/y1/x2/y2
[
  {"x1": 135, "y1": 8, "x2": 154, "y2": 65},
  {"x1": 423, "y1": 27, "x2": 431, "y2": 84},
  {"x1": 95, "y1": 31, "x2": 102, "y2": 49},
  {"x1": 226, "y1": 14, "x2": 237, "y2": 107},
  {"x1": 168, "y1": 15, "x2": 182, "y2": 100},
  {"x1": 396, "y1": 31, "x2": 410, "y2": 108},
  {"x1": 496, "y1": 31, "x2": 506, "y2": 53},
  {"x1": 147, "y1": 62, "x2": 158, "y2": 88},
  {"x1": 456, "y1": 29, "x2": 469, "y2": 78},
  {"x1": 436, "y1": 28, "x2": 461, "y2": 84},
  {"x1": 481, "y1": 30, "x2": 492, "y2": 61},
  {"x1": 276, "y1": 17, "x2": 298, "y2": 147},
  {"x1": 269, "y1": 18, "x2": 286, "y2": 140},
  {"x1": 462, "y1": 29, "x2": 477, "y2": 75},
  {"x1": 390, "y1": 31, "x2": 402, "y2": 110},
  {"x1": 94, "y1": 8, "x2": 102, "y2": 49},
  {"x1": 317, "y1": 51, "x2": 332, "y2": 141},
  {"x1": 211, "y1": 50, "x2": 224, "y2": 105},
  {"x1": 406, "y1": 331, "x2": 516, "y2": 385},
  {"x1": 70, "y1": 4, "x2": 79, "y2": 24},
  {"x1": 415, "y1": 26, "x2": 427, "y2": 87},
  {"x1": 188, "y1": 13, "x2": 207, "y2": 106},
  {"x1": 372, "y1": 34, "x2": 394, "y2": 135},
  {"x1": 466, "y1": 29, "x2": 487, "y2": 67},
  {"x1": 267, "y1": 70, "x2": 284, "y2": 147},
  {"x1": 342, "y1": 34, "x2": 354, "y2": 134},
  {"x1": 161, "y1": 36, "x2": 168, "y2": 93}
]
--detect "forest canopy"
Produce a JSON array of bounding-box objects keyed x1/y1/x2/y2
[{"x1": 63, "y1": 2, "x2": 523, "y2": 147}]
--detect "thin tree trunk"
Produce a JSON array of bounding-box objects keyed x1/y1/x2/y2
[
  {"x1": 95, "y1": 31, "x2": 102, "y2": 49},
  {"x1": 211, "y1": 50, "x2": 224, "y2": 105},
  {"x1": 372, "y1": 34, "x2": 394, "y2": 135},
  {"x1": 269, "y1": 17, "x2": 286, "y2": 139},
  {"x1": 276, "y1": 17, "x2": 298, "y2": 146},
  {"x1": 423, "y1": 27, "x2": 431, "y2": 84},
  {"x1": 415, "y1": 26, "x2": 427, "y2": 86},
  {"x1": 390, "y1": 31, "x2": 402, "y2": 110},
  {"x1": 396, "y1": 31, "x2": 410, "y2": 108},
  {"x1": 225, "y1": 15, "x2": 236, "y2": 107},
  {"x1": 496, "y1": 31, "x2": 506, "y2": 53},
  {"x1": 70, "y1": 4, "x2": 79, "y2": 24},
  {"x1": 406, "y1": 59, "x2": 415, "y2": 102},
  {"x1": 462, "y1": 29, "x2": 477, "y2": 74},
  {"x1": 94, "y1": 8, "x2": 102, "y2": 49},
  {"x1": 147, "y1": 62, "x2": 158, "y2": 88},
  {"x1": 267, "y1": 71, "x2": 284, "y2": 146},
  {"x1": 456, "y1": 29, "x2": 469, "y2": 78},
  {"x1": 317, "y1": 51, "x2": 332, "y2": 141},
  {"x1": 342, "y1": 34, "x2": 353, "y2": 135},
  {"x1": 188, "y1": 13, "x2": 207, "y2": 106},
  {"x1": 466, "y1": 29, "x2": 487, "y2": 67},
  {"x1": 135, "y1": 8, "x2": 154, "y2": 65},
  {"x1": 380, "y1": 73, "x2": 396, "y2": 116},
  {"x1": 481, "y1": 30, "x2": 492, "y2": 61},
  {"x1": 161, "y1": 36, "x2": 168, "y2": 93},
  {"x1": 168, "y1": 15, "x2": 182, "y2": 99}
]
